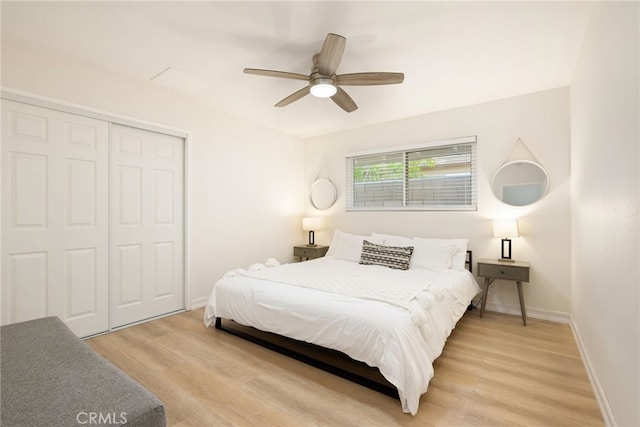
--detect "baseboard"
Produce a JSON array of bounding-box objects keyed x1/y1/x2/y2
[
  {"x1": 189, "y1": 296, "x2": 208, "y2": 310},
  {"x1": 84, "y1": 309, "x2": 186, "y2": 339},
  {"x1": 483, "y1": 302, "x2": 570, "y2": 323},
  {"x1": 570, "y1": 317, "x2": 615, "y2": 426}
]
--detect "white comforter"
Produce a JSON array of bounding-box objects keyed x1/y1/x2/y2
[{"x1": 204, "y1": 256, "x2": 480, "y2": 415}]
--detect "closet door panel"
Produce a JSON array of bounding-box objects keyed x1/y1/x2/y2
[
  {"x1": 65, "y1": 248, "x2": 98, "y2": 318},
  {"x1": 7, "y1": 252, "x2": 48, "y2": 322},
  {"x1": 1, "y1": 100, "x2": 109, "y2": 337},
  {"x1": 110, "y1": 124, "x2": 184, "y2": 328},
  {"x1": 115, "y1": 244, "x2": 143, "y2": 306},
  {"x1": 10, "y1": 152, "x2": 48, "y2": 228},
  {"x1": 66, "y1": 158, "x2": 97, "y2": 227}
]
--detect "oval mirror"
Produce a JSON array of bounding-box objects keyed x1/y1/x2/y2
[
  {"x1": 309, "y1": 178, "x2": 337, "y2": 210},
  {"x1": 492, "y1": 160, "x2": 549, "y2": 206}
]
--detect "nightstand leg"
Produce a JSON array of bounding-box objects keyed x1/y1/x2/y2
[
  {"x1": 517, "y1": 281, "x2": 527, "y2": 326},
  {"x1": 480, "y1": 277, "x2": 491, "y2": 318}
]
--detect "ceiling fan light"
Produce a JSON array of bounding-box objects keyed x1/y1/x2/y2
[{"x1": 310, "y1": 78, "x2": 337, "y2": 98}]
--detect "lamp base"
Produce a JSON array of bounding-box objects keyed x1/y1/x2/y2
[{"x1": 501, "y1": 238, "x2": 513, "y2": 260}]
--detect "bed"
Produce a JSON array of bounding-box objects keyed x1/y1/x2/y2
[{"x1": 204, "y1": 231, "x2": 480, "y2": 415}]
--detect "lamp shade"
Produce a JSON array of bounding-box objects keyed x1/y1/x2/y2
[
  {"x1": 302, "y1": 217, "x2": 321, "y2": 231},
  {"x1": 493, "y1": 219, "x2": 519, "y2": 238}
]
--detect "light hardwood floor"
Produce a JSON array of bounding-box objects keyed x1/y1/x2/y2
[{"x1": 86, "y1": 309, "x2": 603, "y2": 426}]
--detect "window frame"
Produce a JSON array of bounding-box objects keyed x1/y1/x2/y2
[{"x1": 345, "y1": 136, "x2": 477, "y2": 211}]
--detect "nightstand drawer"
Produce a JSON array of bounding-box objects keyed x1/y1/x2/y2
[
  {"x1": 293, "y1": 245, "x2": 329, "y2": 259},
  {"x1": 478, "y1": 262, "x2": 530, "y2": 282}
]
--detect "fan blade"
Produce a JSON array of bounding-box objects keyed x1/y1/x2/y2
[
  {"x1": 317, "y1": 33, "x2": 346, "y2": 76},
  {"x1": 331, "y1": 87, "x2": 358, "y2": 113},
  {"x1": 336, "y1": 72, "x2": 404, "y2": 86},
  {"x1": 244, "y1": 68, "x2": 309, "y2": 81},
  {"x1": 275, "y1": 86, "x2": 311, "y2": 107}
]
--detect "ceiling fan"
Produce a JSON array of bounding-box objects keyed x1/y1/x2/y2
[{"x1": 244, "y1": 33, "x2": 404, "y2": 113}]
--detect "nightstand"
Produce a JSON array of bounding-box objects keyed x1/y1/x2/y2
[
  {"x1": 293, "y1": 245, "x2": 329, "y2": 261},
  {"x1": 477, "y1": 258, "x2": 531, "y2": 325}
]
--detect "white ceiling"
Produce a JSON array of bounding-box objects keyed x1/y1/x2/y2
[{"x1": 1, "y1": 1, "x2": 593, "y2": 138}]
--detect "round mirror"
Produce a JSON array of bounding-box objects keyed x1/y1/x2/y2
[
  {"x1": 309, "y1": 178, "x2": 337, "y2": 210},
  {"x1": 492, "y1": 160, "x2": 549, "y2": 206}
]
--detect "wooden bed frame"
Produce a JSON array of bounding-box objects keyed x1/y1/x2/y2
[{"x1": 215, "y1": 250, "x2": 473, "y2": 399}]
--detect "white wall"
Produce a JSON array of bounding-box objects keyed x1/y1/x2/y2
[
  {"x1": 303, "y1": 88, "x2": 571, "y2": 319},
  {"x1": 570, "y1": 2, "x2": 640, "y2": 426},
  {"x1": 1, "y1": 42, "x2": 305, "y2": 308}
]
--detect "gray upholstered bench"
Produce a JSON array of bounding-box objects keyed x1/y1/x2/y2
[{"x1": 1, "y1": 317, "x2": 166, "y2": 426}]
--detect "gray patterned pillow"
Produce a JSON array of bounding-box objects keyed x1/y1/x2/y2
[{"x1": 359, "y1": 240, "x2": 414, "y2": 270}]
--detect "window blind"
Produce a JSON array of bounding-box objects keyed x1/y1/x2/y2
[{"x1": 346, "y1": 137, "x2": 477, "y2": 211}]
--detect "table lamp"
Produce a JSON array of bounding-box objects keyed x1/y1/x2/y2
[
  {"x1": 302, "y1": 217, "x2": 321, "y2": 246},
  {"x1": 493, "y1": 219, "x2": 519, "y2": 262}
]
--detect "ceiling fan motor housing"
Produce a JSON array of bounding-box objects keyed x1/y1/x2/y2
[{"x1": 310, "y1": 75, "x2": 337, "y2": 98}]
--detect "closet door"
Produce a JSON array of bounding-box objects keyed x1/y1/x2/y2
[
  {"x1": 110, "y1": 124, "x2": 184, "y2": 328},
  {"x1": 1, "y1": 100, "x2": 109, "y2": 337}
]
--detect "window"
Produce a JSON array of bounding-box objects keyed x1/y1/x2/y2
[{"x1": 346, "y1": 136, "x2": 477, "y2": 211}]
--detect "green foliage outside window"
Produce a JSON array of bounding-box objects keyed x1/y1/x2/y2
[{"x1": 354, "y1": 158, "x2": 436, "y2": 182}]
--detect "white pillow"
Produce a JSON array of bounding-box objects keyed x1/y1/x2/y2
[
  {"x1": 370, "y1": 233, "x2": 469, "y2": 271},
  {"x1": 441, "y1": 238, "x2": 469, "y2": 270},
  {"x1": 370, "y1": 232, "x2": 413, "y2": 247},
  {"x1": 410, "y1": 237, "x2": 456, "y2": 271},
  {"x1": 413, "y1": 237, "x2": 469, "y2": 271},
  {"x1": 328, "y1": 230, "x2": 383, "y2": 262},
  {"x1": 325, "y1": 229, "x2": 344, "y2": 257}
]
